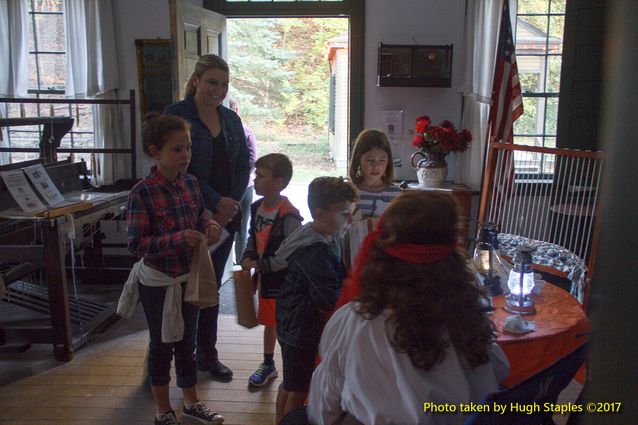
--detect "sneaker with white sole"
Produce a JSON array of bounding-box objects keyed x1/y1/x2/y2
[
  {"x1": 248, "y1": 362, "x2": 278, "y2": 387},
  {"x1": 155, "y1": 410, "x2": 179, "y2": 425},
  {"x1": 182, "y1": 401, "x2": 224, "y2": 424}
]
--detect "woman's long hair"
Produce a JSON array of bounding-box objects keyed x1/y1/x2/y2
[
  {"x1": 355, "y1": 191, "x2": 495, "y2": 371},
  {"x1": 183, "y1": 54, "x2": 229, "y2": 98}
]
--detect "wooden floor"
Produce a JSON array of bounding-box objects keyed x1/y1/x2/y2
[
  {"x1": 0, "y1": 308, "x2": 279, "y2": 425},
  {"x1": 0, "y1": 302, "x2": 582, "y2": 425}
]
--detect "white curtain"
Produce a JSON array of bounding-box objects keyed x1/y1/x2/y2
[
  {"x1": 457, "y1": 0, "x2": 503, "y2": 189},
  {"x1": 64, "y1": 0, "x2": 126, "y2": 185},
  {"x1": 0, "y1": 0, "x2": 29, "y2": 165},
  {"x1": 94, "y1": 91, "x2": 127, "y2": 185},
  {"x1": 64, "y1": 0, "x2": 120, "y2": 97}
]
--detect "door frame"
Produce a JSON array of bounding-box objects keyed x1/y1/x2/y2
[
  {"x1": 203, "y1": 0, "x2": 364, "y2": 146},
  {"x1": 170, "y1": 0, "x2": 227, "y2": 101}
]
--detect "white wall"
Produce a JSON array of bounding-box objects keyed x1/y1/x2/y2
[
  {"x1": 112, "y1": 0, "x2": 202, "y2": 176},
  {"x1": 112, "y1": 0, "x2": 467, "y2": 181},
  {"x1": 364, "y1": 0, "x2": 466, "y2": 182}
]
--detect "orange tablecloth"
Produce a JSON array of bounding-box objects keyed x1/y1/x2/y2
[{"x1": 492, "y1": 284, "x2": 590, "y2": 387}]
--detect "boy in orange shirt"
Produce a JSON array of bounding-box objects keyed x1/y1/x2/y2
[{"x1": 240, "y1": 153, "x2": 303, "y2": 387}]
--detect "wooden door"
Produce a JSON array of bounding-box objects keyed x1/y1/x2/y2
[{"x1": 169, "y1": 0, "x2": 227, "y2": 101}]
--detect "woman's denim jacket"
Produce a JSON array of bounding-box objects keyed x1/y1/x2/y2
[{"x1": 164, "y1": 96, "x2": 250, "y2": 212}]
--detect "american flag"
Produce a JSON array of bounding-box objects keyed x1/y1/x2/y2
[
  {"x1": 487, "y1": 0, "x2": 524, "y2": 216},
  {"x1": 486, "y1": 0, "x2": 523, "y2": 222},
  {"x1": 490, "y1": 0, "x2": 524, "y2": 142}
]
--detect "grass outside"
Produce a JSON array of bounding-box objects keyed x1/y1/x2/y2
[{"x1": 251, "y1": 124, "x2": 345, "y2": 183}]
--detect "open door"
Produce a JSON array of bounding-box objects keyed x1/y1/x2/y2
[{"x1": 169, "y1": 0, "x2": 227, "y2": 101}]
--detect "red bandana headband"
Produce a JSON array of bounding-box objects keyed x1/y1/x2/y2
[
  {"x1": 372, "y1": 216, "x2": 455, "y2": 264},
  {"x1": 335, "y1": 217, "x2": 456, "y2": 309}
]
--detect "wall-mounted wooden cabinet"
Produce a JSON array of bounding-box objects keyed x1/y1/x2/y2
[{"x1": 377, "y1": 43, "x2": 453, "y2": 87}]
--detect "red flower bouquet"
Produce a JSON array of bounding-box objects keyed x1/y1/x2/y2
[{"x1": 411, "y1": 115, "x2": 472, "y2": 156}]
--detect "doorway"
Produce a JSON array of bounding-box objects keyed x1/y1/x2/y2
[{"x1": 228, "y1": 17, "x2": 350, "y2": 223}]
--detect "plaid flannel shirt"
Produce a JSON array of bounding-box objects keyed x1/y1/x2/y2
[{"x1": 127, "y1": 167, "x2": 208, "y2": 277}]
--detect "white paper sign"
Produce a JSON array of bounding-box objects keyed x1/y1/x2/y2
[
  {"x1": 24, "y1": 164, "x2": 65, "y2": 206},
  {"x1": 381, "y1": 110, "x2": 403, "y2": 139},
  {"x1": 381, "y1": 110, "x2": 404, "y2": 167},
  {"x1": 0, "y1": 170, "x2": 46, "y2": 213}
]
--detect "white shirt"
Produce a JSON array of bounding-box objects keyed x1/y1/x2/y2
[
  {"x1": 117, "y1": 259, "x2": 188, "y2": 343},
  {"x1": 307, "y1": 303, "x2": 510, "y2": 425}
]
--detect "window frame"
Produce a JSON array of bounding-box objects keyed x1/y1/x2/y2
[
  {"x1": 513, "y1": 0, "x2": 566, "y2": 179},
  {"x1": 4, "y1": 0, "x2": 95, "y2": 164}
]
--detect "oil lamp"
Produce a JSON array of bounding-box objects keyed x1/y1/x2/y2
[
  {"x1": 505, "y1": 246, "x2": 537, "y2": 315},
  {"x1": 473, "y1": 223, "x2": 504, "y2": 295}
]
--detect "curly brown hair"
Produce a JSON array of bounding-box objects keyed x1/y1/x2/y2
[{"x1": 355, "y1": 191, "x2": 495, "y2": 371}]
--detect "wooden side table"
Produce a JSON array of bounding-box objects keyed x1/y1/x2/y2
[{"x1": 492, "y1": 283, "x2": 590, "y2": 387}]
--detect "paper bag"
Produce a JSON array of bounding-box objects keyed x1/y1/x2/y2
[
  {"x1": 233, "y1": 268, "x2": 259, "y2": 328},
  {"x1": 185, "y1": 240, "x2": 219, "y2": 308}
]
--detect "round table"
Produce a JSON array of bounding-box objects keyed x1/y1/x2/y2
[{"x1": 492, "y1": 283, "x2": 590, "y2": 387}]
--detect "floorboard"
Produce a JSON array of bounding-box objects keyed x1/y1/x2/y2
[
  {"x1": 0, "y1": 300, "x2": 583, "y2": 425},
  {"x1": 0, "y1": 308, "x2": 278, "y2": 425}
]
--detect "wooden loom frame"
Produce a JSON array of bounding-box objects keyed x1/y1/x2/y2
[{"x1": 478, "y1": 141, "x2": 604, "y2": 309}]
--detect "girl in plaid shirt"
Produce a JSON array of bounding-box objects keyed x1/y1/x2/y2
[{"x1": 121, "y1": 113, "x2": 225, "y2": 425}]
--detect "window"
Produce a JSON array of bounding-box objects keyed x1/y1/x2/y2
[
  {"x1": 4, "y1": 0, "x2": 94, "y2": 164},
  {"x1": 513, "y1": 0, "x2": 565, "y2": 176}
]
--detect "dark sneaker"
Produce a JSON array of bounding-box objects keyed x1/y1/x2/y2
[
  {"x1": 155, "y1": 410, "x2": 179, "y2": 425},
  {"x1": 198, "y1": 358, "x2": 233, "y2": 381},
  {"x1": 248, "y1": 363, "x2": 278, "y2": 387},
  {"x1": 183, "y1": 401, "x2": 224, "y2": 424}
]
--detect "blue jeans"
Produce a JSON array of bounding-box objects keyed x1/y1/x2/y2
[
  {"x1": 196, "y1": 231, "x2": 235, "y2": 363},
  {"x1": 138, "y1": 282, "x2": 198, "y2": 388}
]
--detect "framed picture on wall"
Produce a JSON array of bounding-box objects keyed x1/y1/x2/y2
[
  {"x1": 135, "y1": 39, "x2": 175, "y2": 118},
  {"x1": 377, "y1": 43, "x2": 453, "y2": 87}
]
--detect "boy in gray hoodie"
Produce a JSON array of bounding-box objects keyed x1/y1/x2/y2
[{"x1": 274, "y1": 176, "x2": 359, "y2": 423}]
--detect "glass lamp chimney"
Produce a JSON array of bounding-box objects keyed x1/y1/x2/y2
[
  {"x1": 505, "y1": 246, "x2": 537, "y2": 315},
  {"x1": 473, "y1": 223, "x2": 503, "y2": 296}
]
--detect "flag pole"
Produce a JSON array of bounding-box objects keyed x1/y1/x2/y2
[
  {"x1": 478, "y1": 0, "x2": 523, "y2": 228},
  {"x1": 478, "y1": 113, "x2": 493, "y2": 223}
]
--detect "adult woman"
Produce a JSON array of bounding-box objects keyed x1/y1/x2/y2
[
  {"x1": 165, "y1": 54, "x2": 250, "y2": 381},
  {"x1": 307, "y1": 191, "x2": 509, "y2": 425}
]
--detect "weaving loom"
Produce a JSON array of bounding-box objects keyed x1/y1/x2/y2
[
  {"x1": 479, "y1": 142, "x2": 604, "y2": 307},
  {"x1": 0, "y1": 160, "x2": 130, "y2": 360}
]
